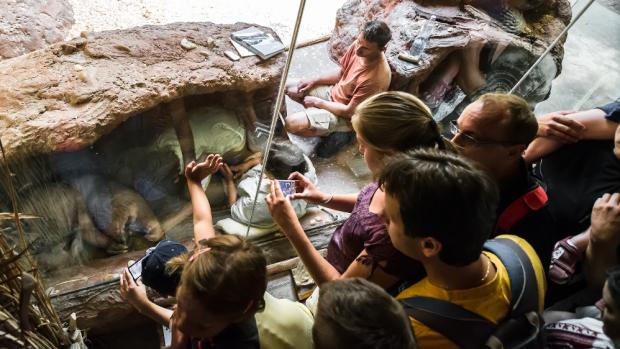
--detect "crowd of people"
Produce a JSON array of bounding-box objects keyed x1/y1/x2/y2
[{"x1": 119, "y1": 19, "x2": 620, "y2": 349}]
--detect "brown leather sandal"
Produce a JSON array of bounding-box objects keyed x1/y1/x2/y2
[{"x1": 549, "y1": 236, "x2": 582, "y2": 285}]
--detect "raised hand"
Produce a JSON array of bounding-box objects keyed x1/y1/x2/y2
[
  {"x1": 590, "y1": 193, "x2": 620, "y2": 245},
  {"x1": 185, "y1": 154, "x2": 223, "y2": 183}
]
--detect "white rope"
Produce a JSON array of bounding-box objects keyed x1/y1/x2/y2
[{"x1": 245, "y1": 0, "x2": 307, "y2": 237}]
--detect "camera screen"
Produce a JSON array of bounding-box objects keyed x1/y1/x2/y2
[
  {"x1": 128, "y1": 257, "x2": 144, "y2": 282},
  {"x1": 277, "y1": 180, "x2": 296, "y2": 197}
]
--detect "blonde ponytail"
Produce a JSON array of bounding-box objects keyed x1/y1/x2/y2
[{"x1": 352, "y1": 91, "x2": 455, "y2": 154}]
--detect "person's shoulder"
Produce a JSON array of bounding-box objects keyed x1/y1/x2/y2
[
  {"x1": 339, "y1": 43, "x2": 357, "y2": 65},
  {"x1": 396, "y1": 278, "x2": 433, "y2": 300},
  {"x1": 359, "y1": 59, "x2": 390, "y2": 92},
  {"x1": 362, "y1": 181, "x2": 380, "y2": 192},
  {"x1": 215, "y1": 317, "x2": 260, "y2": 349}
]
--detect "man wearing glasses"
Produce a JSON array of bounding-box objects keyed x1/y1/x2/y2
[{"x1": 450, "y1": 93, "x2": 556, "y2": 270}]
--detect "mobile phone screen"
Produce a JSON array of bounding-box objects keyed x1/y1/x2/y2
[
  {"x1": 277, "y1": 180, "x2": 297, "y2": 197},
  {"x1": 128, "y1": 255, "x2": 146, "y2": 282}
]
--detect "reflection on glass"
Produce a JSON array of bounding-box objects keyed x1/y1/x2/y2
[
  {"x1": 257, "y1": 0, "x2": 597, "y2": 260},
  {"x1": 0, "y1": 16, "x2": 290, "y2": 280},
  {"x1": 0, "y1": 0, "x2": 609, "y2": 285},
  {"x1": 317, "y1": 0, "x2": 572, "y2": 125}
]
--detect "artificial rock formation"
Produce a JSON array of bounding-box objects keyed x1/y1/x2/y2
[
  {"x1": 0, "y1": 22, "x2": 284, "y2": 162},
  {"x1": 329, "y1": 0, "x2": 571, "y2": 119},
  {"x1": 0, "y1": 0, "x2": 74, "y2": 60}
]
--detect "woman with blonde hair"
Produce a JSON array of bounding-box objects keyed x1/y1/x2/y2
[
  {"x1": 120, "y1": 154, "x2": 267, "y2": 349},
  {"x1": 266, "y1": 91, "x2": 454, "y2": 295}
]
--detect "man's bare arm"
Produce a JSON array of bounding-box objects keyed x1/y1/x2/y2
[
  {"x1": 584, "y1": 193, "x2": 620, "y2": 289},
  {"x1": 525, "y1": 108, "x2": 618, "y2": 162},
  {"x1": 310, "y1": 68, "x2": 343, "y2": 87},
  {"x1": 169, "y1": 100, "x2": 196, "y2": 166},
  {"x1": 306, "y1": 98, "x2": 356, "y2": 118}
]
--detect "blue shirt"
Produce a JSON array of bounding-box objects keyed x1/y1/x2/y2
[{"x1": 598, "y1": 101, "x2": 620, "y2": 122}]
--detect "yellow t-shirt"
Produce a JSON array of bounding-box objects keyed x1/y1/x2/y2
[{"x1": 396, "y1": 235, "x2": 546, "y2": 349}]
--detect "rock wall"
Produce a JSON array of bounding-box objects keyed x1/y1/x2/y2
[
  {"x1": 0, "y1": 0, "x2": 74, "y2": 60},
  {"x1": 0, "y1": 22, "x2": 285, "y2": 162},
  {"x1": 328, "y1": 0, "x2": 571, "y2": 116}
]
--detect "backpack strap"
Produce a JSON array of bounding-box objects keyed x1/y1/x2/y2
[
  {"x1": 483, "y1": 238, "x2": 539, "y2": 316},
  {"x1": 399, "y1": 238, "x2": 540, "y2": 348},
  {"x1": 496, "y1": 185, "x2": 548, "y2": 232},
  {"x1": 400, "y1": 296, "x2": 496, "y2": 349}
]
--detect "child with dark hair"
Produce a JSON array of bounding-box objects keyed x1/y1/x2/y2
[
  {"x1": 219, "y1": 139, "x2": 317, "y2": 229},
  {"x1": 379, "y1": 149, "x2": 546, "y2": 349},
  {"x1": 313, "y1": 278, "x2": 417, "y2": 349}
]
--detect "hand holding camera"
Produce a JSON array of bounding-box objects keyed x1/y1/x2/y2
[
  {"x1": 287, "y1": 172, "x2": 328, "y2": 204},
  {"x1": 119, "y1": 268, "x2": 149, "y2": 313}
]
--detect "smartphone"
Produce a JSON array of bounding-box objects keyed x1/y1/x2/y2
[
  {"x1": 277, "y1": 180, "x2": 297, "y2": 197},
  {"x1": 128, "y1": 254, "x2": 147, "y2": 282}
]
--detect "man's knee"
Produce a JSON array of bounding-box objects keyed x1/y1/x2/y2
[
  {"x1": 285, "y1": 112, "x2": 310, "y2": 134},
  {"x1": 286, "y1": 90, "x2": 304, "y2": 103},
  {"x1": 285, "y1": 81, "x2": 300, "y2": 96}
]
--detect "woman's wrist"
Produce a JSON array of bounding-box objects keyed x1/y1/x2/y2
[
  {"x1": 321, "y1": 193, "x2": 334, "y2": 204},
  {"x1": 312, "y1": 191, "x2": 330, "y2": 204},
  {"x1": 133, "y1": 297, "x2": 153, "y2": 314}
]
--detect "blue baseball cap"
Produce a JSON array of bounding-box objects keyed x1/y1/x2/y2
[{"x1": 141, "y1": 240, "x2": 188, "y2": 296}]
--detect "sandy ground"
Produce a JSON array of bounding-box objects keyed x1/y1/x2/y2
[{"x1": 67, "y1": 0, "x2": 347, "y2": 44}]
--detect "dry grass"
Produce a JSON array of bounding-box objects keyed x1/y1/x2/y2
[{"x1": 0, "y1": 141, "x2": 69, "y2": 348}]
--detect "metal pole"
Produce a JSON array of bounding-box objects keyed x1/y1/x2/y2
[
  {"x1": 245, "y1": 0, "x2": 307, "y2": 237},
  {"x1": 510, "y1": 0, "x2": 595, "y2": 94}
]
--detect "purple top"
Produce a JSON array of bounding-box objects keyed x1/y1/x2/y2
[{"x1": 326, "y1": 182, "x2": 424, "y2": 282}]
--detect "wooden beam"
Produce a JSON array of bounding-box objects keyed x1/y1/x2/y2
[{"x1": 284, "y1": 34, "x2": 331, "y2": 50}]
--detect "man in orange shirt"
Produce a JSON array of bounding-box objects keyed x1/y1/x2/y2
[{"x1": 285, "y1": 20, "x2": 392, "y2": 138}]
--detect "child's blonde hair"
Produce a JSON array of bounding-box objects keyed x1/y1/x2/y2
[{"x1": 167, "y1": 235, "x2": 267, "y2": 316}]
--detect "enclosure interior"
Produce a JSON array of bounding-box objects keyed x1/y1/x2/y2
[{"x1": 0, "y1": 0, "x2": 618, "y2": 316}]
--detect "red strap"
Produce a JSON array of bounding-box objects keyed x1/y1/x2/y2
[{"x1": 496, "y1": 186, "x2": 548, "y2": 232}]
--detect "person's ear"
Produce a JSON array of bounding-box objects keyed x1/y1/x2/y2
[{"x1": 420, "y1": 237, "x2": 442, "y2": 258}]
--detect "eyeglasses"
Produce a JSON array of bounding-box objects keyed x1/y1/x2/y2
[{"x1": 449, "y1": 120, "x2": 518, "y2": 146}]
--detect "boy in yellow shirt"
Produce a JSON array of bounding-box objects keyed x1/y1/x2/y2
[{"x1": 379, "y1": 149, "x2": 546, "y2": 349}]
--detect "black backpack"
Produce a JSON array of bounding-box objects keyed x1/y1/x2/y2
[{"x1": 400, "y1": 238, "x2": 545, "y2": 349}]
